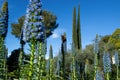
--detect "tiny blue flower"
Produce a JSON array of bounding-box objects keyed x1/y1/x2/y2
[{"x1": 34, "y1": 11, "x2": 38, "y2": 15}]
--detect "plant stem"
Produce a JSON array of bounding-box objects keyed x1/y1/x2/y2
[
  {"x1": 107, "y1": 73, "x2": 109, "y2": 80},
  {"x1": 28, "y1": 41, "x2": 35, "y2": 80},
  {"x1": 19, "y1": 44, "x2": 24, "y2": 79},
  {"x1": 117, "y1": 65, "x2": 119, "y2": 80}
]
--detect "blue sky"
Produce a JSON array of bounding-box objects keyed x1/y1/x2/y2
[{"x1": 3, "y1": 0, "x2": 120, "y2": 58}]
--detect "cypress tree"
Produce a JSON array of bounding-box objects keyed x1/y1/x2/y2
[
  {"x1": 77, "y1": 5, "x2": 82, "y2": 52},
  {"x1": 72, "y1": 7, "x2": 78, "y2": 49}
]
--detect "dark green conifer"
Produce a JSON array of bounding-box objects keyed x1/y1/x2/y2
[
  {"x1": 72, "y1": 7, "x2": 78, "y2": 49},
  {"x1": 77, "y1": 5, "x2": 82, "y2": 52}
]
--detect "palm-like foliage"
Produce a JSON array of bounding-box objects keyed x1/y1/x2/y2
[
  {"x1": 0, "y1": 37, "x2": 8, "y2": 80},
  {"x1": 11, "y1": 16, "x2": 25, "y2": 38}
]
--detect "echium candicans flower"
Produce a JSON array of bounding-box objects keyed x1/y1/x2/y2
[
  {"x1": 94, "y1": 34, "x2": 99, "y2": 54},
  {"x1": 46, "y1": 60, "x2": 50, "y2": 71},
  {"x1": 22, "y1": 0, "x2": 45, "y2": 42},
  {"x1": 85, "y1": 59, "x2": 89, "y2": 74},
  {"x1": 55, "y1": 51, "x2": 62, "y2": 75},
  {"x1": 96, "y1": 70, "x2": 104, "y2": 80},
  {"x1": 103, "y1": 52, "x2": 111, "y2": 73},
  {"x1": 71, "y1": 43, "x2": 76, "y2": 56},
  {"x1": 114, "y1": 51, "x2": 119, "y2": 66},
  {"x1": 55, "y1": 59, "x2": 60, "y2": 75},
  {"x1": 0, "y1": 0, "x2": 8, "y2": 39}
]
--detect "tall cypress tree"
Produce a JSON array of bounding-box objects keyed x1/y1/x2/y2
[
  {"x1": 77, "y1": 5, "x2": 82, "y2": 52},
  {"x1": 72, "y1": 7, "x2": 78, "y2": 49}
]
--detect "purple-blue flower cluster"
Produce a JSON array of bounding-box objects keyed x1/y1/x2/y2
[
  {"x1": 114, "y1": 51, "x2": 119, "y2": 66},
  {"x1": 96, "y1": 70, "x2": 104, "y2": 80},
  {"x1": 103, "y1": 52, "x2": 111, "y2": 73},
  {"x1": 0, "y1": 1, "x2": 8, "y2": 39},
  {"x1": 22, "y1": 0, "x2": 45, "y2": 42},
  {"x1": 94, "y1": 36, "x2": 99, "y2": 54}
]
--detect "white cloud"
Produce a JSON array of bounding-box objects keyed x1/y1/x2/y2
[{"x1": 51, "y1": 33, "x2": 59, "y2": 39}]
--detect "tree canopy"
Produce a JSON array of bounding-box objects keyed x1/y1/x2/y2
[{"x1": 108, "y1": 28, "x2": 120, "y2": 50}]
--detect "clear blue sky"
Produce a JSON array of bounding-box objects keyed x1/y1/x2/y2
[{"x1": 4, "y1": 0, "x2": 120, "y2": 58}]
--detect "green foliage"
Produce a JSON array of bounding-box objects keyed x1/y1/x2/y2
[
  {"x1": 42, "y1": 10, "x2": 57, "y2": 30},
  {"x1": 0, "y1": 37, "x2": 7, "y2": 79},
  {"x1": 82, "y1": 44, "x2": 94, "y2": 64},
  {"x1": 99, "y1": 35, "x2": 111, "y2": 53},
  {"x1": 108, "y1": 28, "x2": 120, "y2": 50},
  {"x1": 27, "y1": 40, "x2": 35, "y2": 80},
  {"x1": 7, "y1": 48, "x2": 21, "y2": 79}
]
